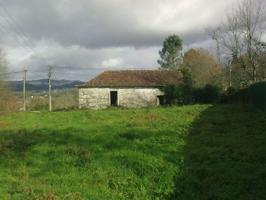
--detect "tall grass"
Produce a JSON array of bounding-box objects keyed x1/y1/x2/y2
[{"x1": 0, "y1": 105, "x2": 265, "y2": 199}]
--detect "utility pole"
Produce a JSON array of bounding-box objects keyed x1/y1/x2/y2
[
  {"x1": 48, "y1": 66, "x2": 52, "y2": 112},
  {"x1": 228, "y1": 59, "x2": 232, "y2": 88},
  {"x1": 211, "y1": 29, "x2": 221, "y2": 66},
  {"x1": 23, "y1": 68, "x2": 27, "y2": 112}
]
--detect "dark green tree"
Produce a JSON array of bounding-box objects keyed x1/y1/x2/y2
[
  {"x1": 163, "y1": 66, "x2": 193, "y2": 105},
  {"x1": 158, "y1": 35, "x2": 183, "y2": 70}
]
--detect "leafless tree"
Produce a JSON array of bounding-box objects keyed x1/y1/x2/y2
[
  {"x1": 0, "y1": 49, "x2": 18, "y2": 113},
  {"x1": 0, "y1": 49, "x2": 8, "y2": 89},
  {"x1": 212, "y1": 0, "x2": 266, "y2": 87}
]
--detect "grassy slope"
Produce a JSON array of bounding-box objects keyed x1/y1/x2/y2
[{"x1": 0, "y1": 105, "x2": 265, "y2": 200}]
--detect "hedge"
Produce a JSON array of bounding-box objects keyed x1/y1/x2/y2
[
  {"x1": 223, "y1": 81, "x2": 266, "y2": 110},
  {"x1": 249, "y1": 81, "x2": 266, "y2": 110}
]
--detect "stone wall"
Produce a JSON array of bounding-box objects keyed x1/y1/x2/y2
[{"x1": 79, "y1": 88, "x2": 164, "y2": 109}]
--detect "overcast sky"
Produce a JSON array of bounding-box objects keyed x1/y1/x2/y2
[{"x1": 0, "y1": 0, "x2": 248, "y2": 80}]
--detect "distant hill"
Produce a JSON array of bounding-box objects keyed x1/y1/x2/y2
[{"x1": 8, "y1": 79, "x2": 85, "y2": 91}]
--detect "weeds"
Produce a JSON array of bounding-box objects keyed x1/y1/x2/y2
[{"x1": 0, "y1": 105, "x2": 265, "y2": 199}]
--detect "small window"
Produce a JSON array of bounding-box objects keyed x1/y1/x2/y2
[{"x1": 110, "y1": 91, "x2": 118, "y2": 106}]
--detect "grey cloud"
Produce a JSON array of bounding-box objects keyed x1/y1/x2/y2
[
  {"x1": 0, "y1": 0, "x2": 241, "y2": 80},
  {"x1": 21, "y1": 43, "x2": 160, "y2": 80},
  {"x1": 3, "y1": 0, "x2": 234, "y2": 48}
]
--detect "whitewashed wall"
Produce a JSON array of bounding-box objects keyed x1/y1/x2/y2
[{"x1": 79, "y1": 88, "x2": 164, "y2": 109}]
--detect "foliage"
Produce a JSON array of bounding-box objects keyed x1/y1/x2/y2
[
  {"x1": 213, "y1": 0, "x2": 266, "y2": 85},
  {"x1": 226, "y1": 86, "x2": 237, "y2": 96},
  {"x1": 180, "y1": 67, "x2": 193, "y2": 104},
  {"x1": 220, "y1": 81, "x2": 266, "y2": 109},
  {"x1": 249, "y1": 81, "x2": 266, "y2": 110},
  {"x1": 163, "y1": 67, "x2": 193, "y2": 105},
  {"x1": 163, "y1": 84, "x2": 181, "y2": 105},
  {"x1": 52, "y1": 89, "x2": 79, "y2": 111},
  {"x1": 193, "y1": 84, "x2": 221, "y2": 103},
  {"x1": 163, "y1": 65, "x2": 221, "y2": 105},
  {"x1": 0, "y1": 49, "x2": 18, "y2": 114},
  {"x1": 257, "y1": 53, "x2": 266, "y2": 80},
  {"x1": 27, "y1": 90, "x2": 78, "y2": 112},
  {"x1": 228, "y1": 54, "x2": 266, "y2": 88},
  {"x1": 158, "y1": 35, "x2": 183, "y2": 70},
  {"x1": 182, "y1": 48, "x2": 222, "y2": 87},
  {"x1": 0, "y1": 105, "x2": 265, "y2": 199},
  {"x1": 163, "y1": 84, "x2": 221, "y2": 105}
]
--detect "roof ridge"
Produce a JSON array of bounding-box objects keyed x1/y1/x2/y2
[
  {"x1": 80, "y1": 69, "x2": 181, "y2": 88},
  {"x1": 103, "y1": 69, "x2": 160, "y2": 72}
]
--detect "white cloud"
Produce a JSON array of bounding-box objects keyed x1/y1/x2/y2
[
  {"x1": 0, "y1": 0, "x2": 251, "y2": 80},
  {"x1": 102, "y1": 58, "x2": 124, "y2": 68},
  {"x1": 5, "y1": 39, "x2": 160, "y2": 80}
]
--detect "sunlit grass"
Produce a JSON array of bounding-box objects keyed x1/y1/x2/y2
[{"x1": 0, "y1": 105, "x2": 265, "y2": 200}]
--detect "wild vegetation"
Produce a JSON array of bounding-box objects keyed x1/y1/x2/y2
[
  {"x1": 157, "y1": 0, "x2": 265, "y2": 106},
  {"x1": 0, "y1": 105, "x2": 265, "y2": 199},
  {"x1": 0, "y1": 1, "x2": 264, "y2": 199},
  {"x1": 211, "y1": 0, "x2": 266, "y2": 87},
  {"x1": 27, "y1": 89, "x2": 78, "y2": 111},
  {"x1": 0, "y1": 49, "x2": 18, "y2": 114}
]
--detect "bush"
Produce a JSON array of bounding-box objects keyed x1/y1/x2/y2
[
  {"x1": 28, "y1": 97, "x2": 49, "y2": 111},
  {"x1": 163, "y1": 84, "x2": 221, "y2": 105},
  {"x1": 193, "y1": 84, "x2": 221, "y2": 104},
  {"x1": 27, "y1": 90, "x2": 78, "y2": 112},
  {"x1": 163, "y1": 83, "x2": 193, "y2": 105},
  {"x1": 249, "y1": 81, "x2": 266, "y2": 110},
  {"x1": 163, "y1": 85, "x2": 182, "y2": 105},
  {"x1": 203, "y1": 84, "x2": 221, "y2": 103},
  {"x1": 220, "y1": 87, "x2": 236, "y2": 103},
  {"x1": 0, "y1": 86, "x2": 19, "y2": 114},
  {"x1": 52, "y1": 90, "x2": 78, "y2": 111},
  {"x1": 226, "y1": 87, "x2": 237, "y2": 96},
  {"x1": 163, "y1": 67, "x2": 194, "y2": 105},
  {"x1": 222, "y1": 88, "x2": 250, "y2": 104},
  {"x1": 220, "y1": 81, "x2": 266, "y2": 109}
]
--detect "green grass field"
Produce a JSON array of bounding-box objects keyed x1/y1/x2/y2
[{"x1": 0, "y1": 105, "x2": 265, "y2": 200}]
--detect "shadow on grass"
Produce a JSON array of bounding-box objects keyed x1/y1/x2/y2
[
  {"x1": 168, "y1": 105, "x2": 266, "y2": 200},
  {"x1": 0, "y1": 105, "x2": 266, "y2": 199}
]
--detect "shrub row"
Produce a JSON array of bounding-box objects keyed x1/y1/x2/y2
[
  {"x1": 249, "y1": 81, "x2": 266, "y2": 110},
  {"x1": 163, "y1": 81, "x2": 266, "y2": 109},
  {"x1": 222, "y1": 81, "x2": 266, "y2": 110},
  {"x1": 163, "y1": 84, "x2": 221, "y2": 105}
]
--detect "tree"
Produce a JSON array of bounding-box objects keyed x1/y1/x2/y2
[
  {"x1": 257, "y1": 53, "x2": 266, "y2": 80},
  {"x1": 213, "y1": 0, "x2": 266, "y2": 87},
  {"x1": 158, "y1": 35, "x2": 183, "y2": 70},
  {"x1": 182, "y1": 48, "x2": 222, "y2": 87},
  {"x1": 0, "y1": 49, "x2": 7, "y2": 90}
]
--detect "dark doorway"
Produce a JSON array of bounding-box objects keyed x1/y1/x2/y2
[
  {"x1": 110, "y1": 91, "x2": 118, "y2": 106},
  {"x1": 157, "y1": 95, "x2": 166, "y2": 105}
]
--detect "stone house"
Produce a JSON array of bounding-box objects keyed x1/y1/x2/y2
[{"x1": 78, "y1": 70, "x2": 181, "y2": 109}]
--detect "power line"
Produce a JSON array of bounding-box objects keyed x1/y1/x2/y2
[
  {"x1": 0, "y1": 16, "x2": 34, "y2": 53},
  {"x1": 0, "y1": 19, "x2": 31, "y2": 53},
  {"x1": 52, "y1": 71, "x2": 58, "y2": 80},
  {"x1": 0, "y1": 1, "x2": 35, "y2": 48},
  {"x1": 0, "y1": 70, "x2": 23, "y2": 77},
  {"x1": 0, "y1": 1, "x2": 35, "y2": 53}
]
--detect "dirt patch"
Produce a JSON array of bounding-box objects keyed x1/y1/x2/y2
[
  {"x1": 144, "y1": 113, "x2": 169, "y2": 122},
  {"x1": 0, "y1": 122, "x2": 10, "y2": 129}
]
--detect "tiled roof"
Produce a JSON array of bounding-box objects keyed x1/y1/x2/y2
[{"x1": 80, "y1": 70, "x2": 181, "y2": 88}]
